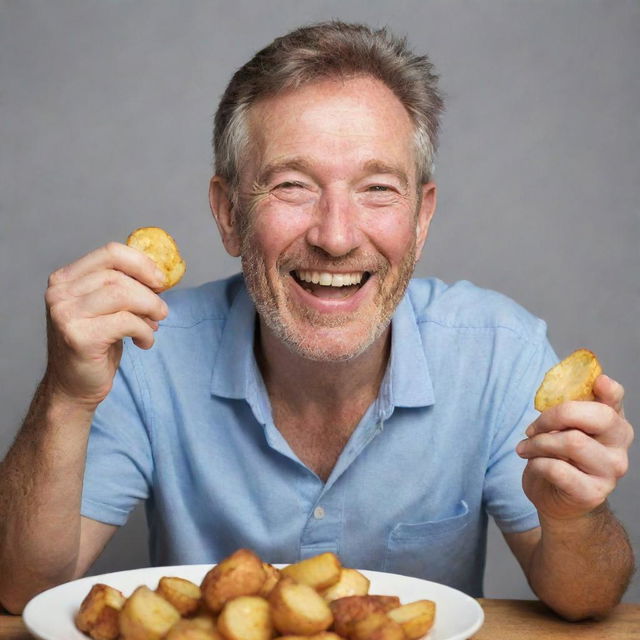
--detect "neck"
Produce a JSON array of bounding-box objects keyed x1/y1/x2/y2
[{"x1": 255, "y1": 321, "x2": 391, "y2": 413}]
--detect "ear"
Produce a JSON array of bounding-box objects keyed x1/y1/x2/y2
[
  {"x1": 210, "y1": 176, "x2": 241, "y2": 257},
  {"x1": 415, "y1": 182, "x2": 437, "y2": 261}
]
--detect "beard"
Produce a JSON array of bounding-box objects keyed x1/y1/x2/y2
[{"x1": 240, "y1": 233, "x2": 418, "y2": 363}]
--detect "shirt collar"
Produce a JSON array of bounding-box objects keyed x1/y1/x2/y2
[
  {"x1": 210, "y1": 284, "x2": 261, "y2": 402},
  {"x1": 380, "y1": 290, "x2": 435, "y2": 412},
  {"x1": 211, "y1": 281, "x2": 435, "y2": 411}
]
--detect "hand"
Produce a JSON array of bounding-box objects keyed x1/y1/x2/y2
[
  {"x1": 44, "y1": 242, "x2": 169, "y2": 408},
  {"x1": 516, "y1": 375, "x2": 634, "y2": 522}
]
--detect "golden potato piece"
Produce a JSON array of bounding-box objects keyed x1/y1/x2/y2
[
  {"x1": 351, "y1": 612, "x2": 405, "y2": 640},
  {"x1": 269, "y1": 577, "x2": 333, "y2": 636},
  {"x1": 281, "y1": 552, "x2": 341, "y2": 590},
  {"x1": 387, "y1": 601, "x2": 436, "y2": 639},
  {"x1": 75, "y1": 583, "x2": 125, "y2": 640},
  {"x1": 320, "y1": 568, "x2": 370, "y2": 602},
  {"x1": 166, "y1": 615, "x2": 223, "y2": 640},
  {"x1": 534, "y1": 349, "x2": 603, "y2": 412},
  {"x1": 119, "y1": 585, "x2": 181, "y2": 640},
  {"x1": 259, "y1": 562, "x2": 281, "y2": 598},
  {"x1": 126, "y1": 226, "x2": 186, "y2": 290},
  {"x1": 217, "y1": 595, "x2": 273, "y2": 640},
  {"x1": 330, "y1": 596, "x2": 401, "y2": 638},
  {"x1": 278, "y1": 633, "x2": 343, "y2": 640},
  {"x1": 157, "y1": 576, "x2": 202, "y2": 616},
  {"x1": 201, "y1": 549, "x2": 266, "y2": 613}
]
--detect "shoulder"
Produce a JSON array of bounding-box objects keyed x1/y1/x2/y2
[
  {"x1": 158, "y1": 273, "x2": 245, "y2": 329},
  {"x1": 406, "y1": 278, "x2": 546, "y2": 344}
]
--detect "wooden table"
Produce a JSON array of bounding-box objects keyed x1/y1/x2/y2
[{"x1": 1, "y1": 599, "x2": 639, "y2": 639}]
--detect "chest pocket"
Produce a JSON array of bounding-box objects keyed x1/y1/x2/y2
[{"x1": 383, "y1": 500, "x2": 471, "y2": 580}]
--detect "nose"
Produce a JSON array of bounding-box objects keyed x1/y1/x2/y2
[{"x1": 305, "y1": 189, "x2": 363, "y2": 257}]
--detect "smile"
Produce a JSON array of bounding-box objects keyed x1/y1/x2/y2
[{"x1": 291, "y1": 269, "x2": 371, "y2": 300}]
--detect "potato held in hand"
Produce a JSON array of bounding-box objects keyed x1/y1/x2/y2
[
  {"x1": 75, "y1": 583, "x2": 125, "y2": 640},
  {"x1": 534, "y1": 349, "x2": 602, "y2": 412},
  {"x1": 126, "y1": 226, "x2": 186, "y2": 291}
]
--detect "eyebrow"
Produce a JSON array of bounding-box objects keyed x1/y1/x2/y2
[
  {"x1": 362, "y1": 160, "x2": 409, "y2": 191},
  {"x1": 256, "y1": 157, "x2": 314, "y2": 187},
  {"x1": 256, "y1": 156, "x2": 410, "y2": 191}
]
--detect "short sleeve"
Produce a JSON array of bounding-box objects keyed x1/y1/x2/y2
[
  {"x1": 81, "y1": 341, "x2": 153, "y2": 526},
  {"x1": 483, "y1": 322, "x2": 558, "y2": 533}
]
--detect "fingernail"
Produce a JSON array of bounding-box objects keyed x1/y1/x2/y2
[
  {"x1": 516, "y1": 440, "x2": 526, "y2": 455},
  {"x1": 155, "y1": 268, "x2": 167, "y2": 284},
  {"x1": 525, "y1": 425, "x2": 534, "y2": 437}
]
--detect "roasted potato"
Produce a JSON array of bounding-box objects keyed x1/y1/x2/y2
[
  {"x1": 126, "y1": 226, "x2": 186, "y2": 290},
  {"x1": 165, "y1": 615, "x2": 223, "y2": 640},
  {"x1": 75, "y1": 583, "x2": 125, "y2": 640},
  {"x1": 350, "y1": 613, "x2": 405, "y2": 640},
  {"x1": 534, "y1": 348, "x2": 602, "y2": 412},
  {"x1": 281, "y1": 552, "x2": 341, "y2": 591},
  {"x1": 330, "y1": 596, "x2": 401, "y2": 638},
  {"x1": 75, "y1": 550, "x2": 439, "y2": 640},
  {"x1": 269, "y1": 577, "x2": 333, "y2": 636},
  {"x1": 278, "y1": 633, "x2": 343, "y2": 640},
  {"x1": 259, "y1": 562, "x2": 281, "y2": 598},
  {"x1": 387, "y1": 601, "x2": 436, "y2": 639},
  {"x1": 157, "y1": 576, "x2": 202, "y2": 616},
  {"x1": 320, "y1": 568, "x2": 370, "y2": 602},
  {"x1": 217, "y1": 596, "x2": 273, "y2": 640},
  {"x1": 201, "y1": 549, "x2": 267, "y2": 613},
  {"x1": 119, "y1": 585, "x2": 181, "y2": 640}
]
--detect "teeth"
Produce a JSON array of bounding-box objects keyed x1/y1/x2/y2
[{"x1": 295, "y1": 270, "x2": 364, "y2": 287}]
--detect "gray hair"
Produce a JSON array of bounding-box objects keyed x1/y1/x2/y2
[{"x1": 213, "y1": 21, "x2": 444, "y2": 199}]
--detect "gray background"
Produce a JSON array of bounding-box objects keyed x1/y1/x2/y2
[{"x1": 1, "y1": 0, "x2": 638, "y2": 602}]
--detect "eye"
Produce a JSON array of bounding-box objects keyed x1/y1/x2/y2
[
  {"x1": 275, "y1": 181, "x2": 305, "y2": 190},
  {"x1": 367, "y1": 185, "x2": 396, "y2": 192}
]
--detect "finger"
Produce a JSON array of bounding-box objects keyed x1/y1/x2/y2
[
  {"x1": 517, "y1": 429, "x2": 623, "y2": 478},
  {"x1": 524, "y1": 457, "x2": 614, "y2": 511},
  {"x1": 62, "y1": 311, "x2": 157, "y2": 354},
  {"x1": 76, "y1": 280, "x2": 169, "y2": 322},
  {"x1": 48, "y1": 243, "x2": 166, "y2": 291},
  {"x1": 48, "y1": 268, "x2": 146, "y2": 306},
  {"x1": 100, "y1": 311, "x2": 157, "y2": 350},
  {"x1": 143, "y1": 317, "x2": 160, "y2": 331},
  {"x1": 526, "y1": 401, "x2": 628, "y2": 446},
  {"x1": 592, "y1": 374, "x2": 625, "y2": 417}
]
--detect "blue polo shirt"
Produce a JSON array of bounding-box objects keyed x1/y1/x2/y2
[{"x1": 82, "y1": 274, "x2": 557, "y2": 596}]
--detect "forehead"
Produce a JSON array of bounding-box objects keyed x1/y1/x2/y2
[{"x1": 244, "y1": 76, "x2": 416, "y2": 180}]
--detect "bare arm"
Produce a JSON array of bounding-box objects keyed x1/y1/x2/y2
[
  {"x1": 510, "y1": 375, "x2": 635, "y2": 620},
  {"x1": 505, "y1": 506, "x2": 634, "y2": 621},
  {"x1": 0, "y1": 243, "x2": 167, "y2": 613}
]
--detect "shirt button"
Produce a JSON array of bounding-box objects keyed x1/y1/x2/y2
[{"x1": 313, "y1": 506, "x2": 326, "y2": 520}]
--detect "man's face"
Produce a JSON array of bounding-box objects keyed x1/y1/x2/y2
[{"x1": 218, "y1": 76, "x2": 435, "y2": 362}]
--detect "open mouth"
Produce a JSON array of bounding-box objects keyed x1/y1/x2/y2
[{"x1": 291, "y1": 269, "x2": 371, "y2": 299}]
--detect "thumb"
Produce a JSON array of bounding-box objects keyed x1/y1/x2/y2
[{"x1": 593, "y1": 374, "x2": 625, "y2": 416}]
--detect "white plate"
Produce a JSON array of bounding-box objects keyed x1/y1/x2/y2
[{"x1": 23, "y1": 565, "x2": 484, "y2": 640}]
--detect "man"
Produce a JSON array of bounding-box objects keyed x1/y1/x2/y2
[{"x1": 0, "y1": 21, "x2": 634, "y2": 619}]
